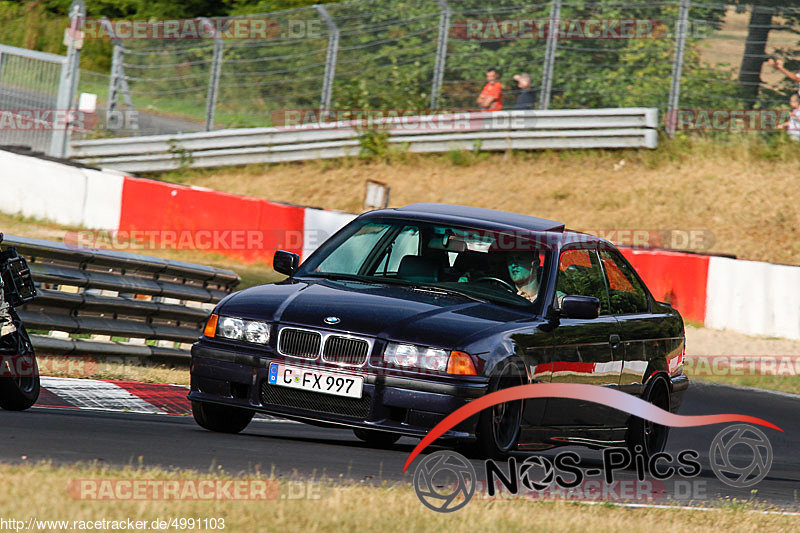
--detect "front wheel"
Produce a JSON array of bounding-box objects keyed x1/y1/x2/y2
[
  {"x1": 474, "y1": 359, "x2": 525, "y2": 459},
  {"x1": 192, "y1": 401, "x2": 254, "y2": 434},
  {"x1": 0, "y1": 324, "x2": 40, "y2": 411}
]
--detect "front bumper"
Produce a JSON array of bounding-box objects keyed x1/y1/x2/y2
[{"x1": 189, "y1": 343, "x2": 489, "y2": 439}]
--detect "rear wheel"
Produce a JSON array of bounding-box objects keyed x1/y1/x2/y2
[
  {"x1": 192, "y1": 401, "x2": 254, "y2": 434},
  {"x1": 626, "y1": 376, "x2": 671, "y2": 461},
  {"x1": 353, "y1": 428, "x2": 400, "y2": 448},
  {"x1": 0, "y1": 323, "x2": 40, "y2": 411},
  {"x1": 474, "y1": 359, "x2": 525, "y2": 459}
]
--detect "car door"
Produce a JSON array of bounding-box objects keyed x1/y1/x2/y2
[
  {"x1": 541, "y1": 244, "x2": 625, "y2": 427},
  {"x1": 598, "y1": 246, "x2": 675, "y2": 399}
]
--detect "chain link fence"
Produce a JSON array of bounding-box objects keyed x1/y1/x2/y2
[
  {"x1": 0, "y1": 45, "x2": 68, "y2": 153},
  {"x1": 4, "y1": 1, "x2": 800, "y2": 142}
]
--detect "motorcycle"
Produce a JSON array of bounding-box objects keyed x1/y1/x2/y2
[{"x1": 0, "y1": 234, "x2": 38, "y2": 410}]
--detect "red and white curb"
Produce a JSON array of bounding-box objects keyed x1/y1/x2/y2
[
  {"x1": 36, "y1": 377, "x2": 291, "y2": 422},
  {"x1": 38, "y1": 377, "x2": 191, "y2": 415}
]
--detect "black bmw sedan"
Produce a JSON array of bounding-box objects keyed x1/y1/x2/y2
[{"x1": 189, "y1": 203, "x2": 688, "y2": 459}]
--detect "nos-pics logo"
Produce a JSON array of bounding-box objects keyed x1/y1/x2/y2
[
  {"x1": 413, "y1": 423, "x2": 773, "y2": 512},
  {"x1": 402, "y1": 383, "x2": 780, "y2": 513}
]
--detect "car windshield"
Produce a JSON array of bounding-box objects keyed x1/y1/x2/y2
[{"x1": 295, "y1": 218, "x2": 552, "y2": 309}]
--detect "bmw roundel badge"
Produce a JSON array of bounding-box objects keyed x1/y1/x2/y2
[{"x1": 324, "y1": 316, "x2": 341, "y2": 325}]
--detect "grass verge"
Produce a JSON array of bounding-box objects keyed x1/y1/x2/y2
[
  {"x1": 686, "y1": 375, "x2": 800, "y2": 396},
  {"x1": 0, "y1": 461, "x2": 797, "y2": 533},
  {"x1": 37, "y1": 357, "x2": 190, "y2": 386}
]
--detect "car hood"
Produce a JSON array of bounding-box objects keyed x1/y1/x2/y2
[{"x1": 217, "y1": 278, "x2": 533, "y2": 348}]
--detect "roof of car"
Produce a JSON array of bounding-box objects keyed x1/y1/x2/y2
[{"x1": 364, "y1": 203, "x2": 566, "y2": 232}]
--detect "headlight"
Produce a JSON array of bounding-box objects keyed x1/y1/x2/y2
[
  {"x1": 219, "y1": 317, "x2": 244, "y2": 340},
  {"x1": 384, "y1": 343, "x2": 449, "y2": 372},
  {"x1": 217, "y1": 316, "x2": 270, "y2": 344},
  {"x1": 420, "y1": 347, "x2": 448, "y2": 372},
  {"x1": 244, "y1": 321, "x2": 270, "y2": 344}
]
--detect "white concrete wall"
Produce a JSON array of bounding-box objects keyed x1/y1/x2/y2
[
  {"x1": 301, "y1": 208, "x2": 357, "y2": 261},
  {"x1": 0, "y1": 150, "x2": 88, "y2": 226},
  {"x1": 705, "y1": 256, "x2": 800, "y2": 340},
  {"x1": 0, "y1": 150, "x2": 123, "y2": 230},
  {"x1": 80, "y1": 168, "x2": 124, "y2": 229}
]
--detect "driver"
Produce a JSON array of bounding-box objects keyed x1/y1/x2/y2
[{"x1": 506, "y1": 251, "x2": 540, "y2": 302}]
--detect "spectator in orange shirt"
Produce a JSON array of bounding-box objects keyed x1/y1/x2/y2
[{"x1": 476, "y1": 67, "x2": 503, "y2": 112}]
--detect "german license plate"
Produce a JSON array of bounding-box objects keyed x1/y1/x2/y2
[{"x1": 268, "y1": 362, "x2": 363, "y2": 399}]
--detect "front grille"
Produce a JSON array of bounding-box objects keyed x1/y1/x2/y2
[
  {"x1": 323, "y1": 335, "x2": 370, "y2": 366},
  {"x1": 260, "y1": 381, "x2": 371, "y2": 419},
  {"x1": 279, "y1": 328, "x2": 321, "y2": 359}
]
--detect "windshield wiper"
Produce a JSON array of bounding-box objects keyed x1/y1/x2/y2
[
  {"x1": 303, "y1": 273, "x2": 487, "y2": 303},
  {"x1": 302, "y1": 272, "x2": 376, "y2": 283},
  {"x1": 405, "y1": 283, "x2": 488, "y2": 303},
  {"x1": 366, "y1": 278, "x2": 489, "y2": 303}
]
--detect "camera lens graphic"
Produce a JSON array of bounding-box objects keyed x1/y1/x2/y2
[
  {"x1": 709, "y1": 424, "x2": 772, "y2": 488},
  {"x1": 413, "y1": 450, "x2": 476, "y2": 513}
]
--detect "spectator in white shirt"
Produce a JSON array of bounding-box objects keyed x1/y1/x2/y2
[{"x1": 777, "y1": 94, "x2": 800, "y2": 141}]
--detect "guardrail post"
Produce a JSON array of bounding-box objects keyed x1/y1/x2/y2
[
  {"x1": 666, "y1": 0, "x2": 690, "y2": 136},
  {"x1": 202, "y1": 18, "x2": 223, "y2": 131},
  {"x1": 538, "y1": 0, "x2": 561, "y2": 111},
  {"x1": 315, "y1": 5, "x2": 339, "y2": 119},
  {"x1": 50, "y1": 0, "x2": 84, "y2": 158},
  {"x1": 106, "y1": 44, "x2": 123, "y2": 123},
  {"x1": 430, "y1": 0, "x2": 451, "y2": 111},
  {"x1": 103, "y1": 18, "x2": 137, "y2": 133}
]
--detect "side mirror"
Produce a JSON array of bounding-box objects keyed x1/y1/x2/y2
[
  {"x1": 560, "y1": 295, "x2": 600, "y2": 319},
  {"x1": 273, "y1": 250, "x2": 300, "y2": 276}
]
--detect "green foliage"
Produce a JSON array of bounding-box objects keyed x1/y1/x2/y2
[
  {"x1": 356, "y1": 127, "x2": 409, "y2": 162},
  {"x1": 357, "y1": 128, "x2": 390, "y2": 158},
  {"x1": 167, "y1": 139, "x2": 194, "y2": 170}
]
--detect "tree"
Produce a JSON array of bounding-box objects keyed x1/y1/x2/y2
[{"x1": 732, "y1": 2, "x2": 800, "y2": 107}]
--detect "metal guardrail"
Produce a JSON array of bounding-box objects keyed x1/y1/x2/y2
[
  {"x1": 69, "y1": 108, "x2": 659, "y2": 172},
  {"x1": 1, "y1": 235, "x2": 239, "y2": 364}
]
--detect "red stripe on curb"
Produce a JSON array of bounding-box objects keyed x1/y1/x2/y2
[
  {"x1": 109, "y1": 380, "x2": 191, "y2": 415},
  {"x1": 35, "y1": 387, "x2": 79, "y2": 409}
]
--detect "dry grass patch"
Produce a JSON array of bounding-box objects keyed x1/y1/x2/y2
[
  {"x1": 37, "y1": 357, "x2": 190, "y2": 386},
  {"x1": 0, "y1": 461, "x2": 798, "y2": 533},
  {"x1": 156, "y1": 136, "x2": 800, "y2": 265}
]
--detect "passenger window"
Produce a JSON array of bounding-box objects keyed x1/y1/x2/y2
[
  {"x1": 599, "y1": 249, "x2": 649, "y2": 314},
  {"x1": 556, "y1": 248, "x2": 610, "y2": 315},
  {"x1": 374, "y1": 226, "x2": 420, "y2": 274},
  {"x1": 315, "y1": 222, "x2": 391, "y2": 273}
]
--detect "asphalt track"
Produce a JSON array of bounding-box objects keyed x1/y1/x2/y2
[
  {"x1": 0, "y1": 381, "x2": 798, "y2": 509},
  {"x1": 0, "y1": 84, "x2": 203, "y2": 137}
]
